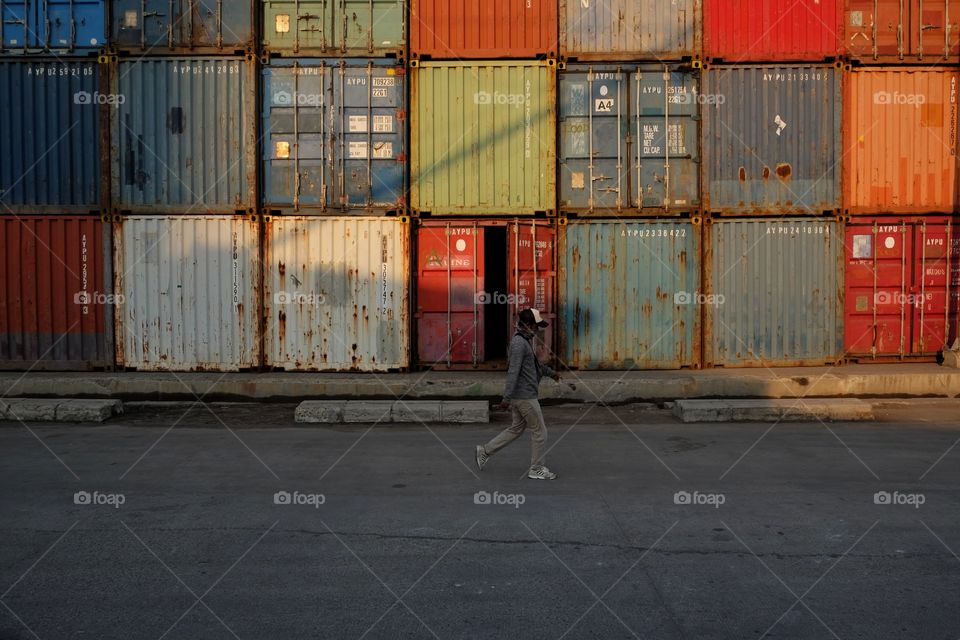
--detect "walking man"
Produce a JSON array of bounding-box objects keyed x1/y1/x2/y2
[{"x1": 475, "y1": 308, "x2": 560, "y2": 480}]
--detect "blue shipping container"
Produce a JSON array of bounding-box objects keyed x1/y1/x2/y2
[
  {"x1": 112, "y1": 57, "x2": 257, "y2": 213},
  {"x1": 0, "y1": 60, "x2": 101, "y2": 212},
  {"x1": 110, "y1": 0, "x2": 255, "y2": 53},
  {"x1": 560, "y1": 219, "x2": 701, "y2": 369},
  {"x1": 559, "y1": 64, "x2": 700, "y2": 214},
  {"x1": 262, "y1": 59, "x2": 406, "y2": 213},
  {"x1": 702, "y1": 64, "x2": 842, "y2": 215},
  {"x1": 706, "y1": 218, "x2": 844, "y2": 367},
  {"x1": 1, "y1": 0, "x2": 105, "y2": 52}
]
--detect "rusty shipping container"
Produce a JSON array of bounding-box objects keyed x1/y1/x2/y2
[
  {"x1": 263, "y1": 0, "x2": 405, "y2": 58},
  {"x1": 704, "y1": 0, "x2": 843, "y2": 62},
  {"x1": 559, "y1": 0, "x2": 701, "y2": 61},
  {"x1": 111, "y1": 57, "x2": 257, "y2": 215},
  {"x1": 411, "y1": 61, "x2": 557, "y2": 216},
  {"x1": 559, "y1": 219, "x2": 701, "y2": 370},
  {"x1": 0, "y1": 216, "x2": 113, "y2": 370},
  {"x1": 261, "y1": 59, "x2": 407, "y2": 214},
  {"x1": 113, "y1": 215, "x2": 260, "y2": 371},
  {"x1": 844, "y1": 68, "x2": 959, "y2": 215},
  {"x1": 0, "y1": 59, "x2": 107, "y2": 213},
  {"x1": 703, "y1": 64, "x2": 843, "y2": 216},
  {"x1": 411, "y1": 0, "x2": 557, "y2": 59},
  {"x1": 264, "y1": 217, "x2": 410, "y2": 371},
  {"x1": 846, "y1": 216, "x2": 956, "y2": 359},
  {"x1": 845, "y1": 0, "x2": 960, "y2": 63},
  {"x1": 416, "y1": 219, "x2": 555, "y2": 368},
  {"x1": 558, "y1": 64, "x2": 701, "y2": 215},
  {"x1": 705, "y1": 218, "x2": 844, "y2": 367},
  {"x1": 110, "y1": 0, "x2": 255, "y2": 54}
]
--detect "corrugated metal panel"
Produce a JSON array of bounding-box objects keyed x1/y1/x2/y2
[
  {"x1": 262, "y1": 59, "x2": 407, "y2": 213},
  {"x1": 844, "y1": 68, "x2": 959, "y2": 215},
  {"x1": 411, "y1": 61, "x2": 557, "y2": 216},
  {"x1": 0, "y1": 216, "x2": 113, "y2": 370},
  {"x1": 264, "y1": 217, "x2": 409, "y2": 371},
  {"x1": 558, "y1": 64, "x2": 700, "y2": 214},
  {"x1": 704, "y1": 0, "x2": 842, "y2": 62},
  {"x1": 845, "y1": 0, "x2": 960, "y2": 63},
  {"x1": 559, "y1": 0, "x2": 700, "y2": 61},
  {"x1": 0, "y1": 60, "x2": 103, "y2": 212},
  {"x1": 706, "y1": 218, "x2": 844, "y2": 367},
  {"x1": 1, "y1": 0, "x2": 105, "y2": 52},
  {"x1": 110, "y1": 0, "x2": 255, "y2": 53},
  {"x1": 112, "y1": 57, "x2": 257, "y2": 214},
  {"x1": 114, "y1": 215, "x2": 259, "y2": 371},
  {"x1": 703, "y1": 64, "x2": 842, "y2": 215},
  {"x1": 559, "y1": 219, "x2": 701, "y2": 370},
  {"x1": 845, "y1": 216, "x2": 955, "y2": 359},
  {"x1": 262, "y1": 0, "x2": 405, "y2": 58}
]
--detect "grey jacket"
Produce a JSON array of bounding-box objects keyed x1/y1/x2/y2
[{"x1": 503, "y1": 332, "x2": 556, "y2": 400}]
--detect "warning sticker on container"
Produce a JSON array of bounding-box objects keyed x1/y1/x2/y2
[
  {"x1": 372, "y1": 142, "x2": 393, "y2": 159},
  {"x1": 571, "y1": 172, "x2": 585, "y2": 189},
  {"x1": 852, "y1": 235, "x2": 872, "y2": 259},
  {"x1": 349, "y1": 142, "x2": 368, "y2": 158},
  {"x1": 373, "y1": 115, "x2": 393, "y2": 132},
  {"x1": 595, "y1": 99, "x2": 614, "y2": 113},
  {"x1": 349, "y1": 115, "x2": 368, "y2": 132}
]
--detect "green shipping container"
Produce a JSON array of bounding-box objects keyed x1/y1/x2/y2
[{"x1": 411, "y1": 61, "x2": 557, "y2": 216}]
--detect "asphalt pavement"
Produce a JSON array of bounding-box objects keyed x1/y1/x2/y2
[{"x1": 1, "y1": 402, "x2": 958, "y2": 639}]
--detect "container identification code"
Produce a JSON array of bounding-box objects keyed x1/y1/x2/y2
[
  {"x1": 621, "y1": 228, "x2": 686, "y2": 238},
  {"x1": 765, "y1": 225, "x2": 829, "y2": 235}
]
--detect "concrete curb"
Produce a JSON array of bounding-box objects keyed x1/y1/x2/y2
[
  {"x1": 296, "y1": 400, "x2": 489, "y2": 424},
  {"x1": 673, "y1": 399, "x2": 875, "y2": 423},
  {"x1": 1, "y1": 399, "x2": 123, "y2": 423}
]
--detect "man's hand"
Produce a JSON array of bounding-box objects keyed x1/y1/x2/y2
[{"x1": 495, "y1": 400, "x2": 511, "y2": 411}]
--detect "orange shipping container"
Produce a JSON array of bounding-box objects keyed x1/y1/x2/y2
[
  {"x1": 410, "y1": 0, "x2": 557, "y2": 59},
  {"x1": 844, "y1": 68, "x2": 959, "y2": 215}
]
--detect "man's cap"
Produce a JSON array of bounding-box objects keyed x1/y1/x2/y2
[{"x1": 519, "y1": 308, "x2": 549, "y2": 328}]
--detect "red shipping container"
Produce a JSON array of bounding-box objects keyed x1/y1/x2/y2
[
  {"x1": 410, "y1": 0, "x2": 558, "y2": 59},
  {"x1": 415, "y1": 220, "x2": 555, "y2": 368},
  {"x1": 845, "y1": 0, "x2": 960, "y2": 63},
  {"x1": 845, "y1": 216, "x2": 956, "y2": 359},
  {"x1": 704, "y1": 0, "x2": 842, "y2": 62},
  {"x1": 844, "y1": 68, "x2": 959, "y2": 215},
  {"x1": 0, "y1": 216, "x2": 113, "y2": 370}
]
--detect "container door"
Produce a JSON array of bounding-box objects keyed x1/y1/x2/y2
[
  {"x1": 916, "y1": 0, "x2": 960, "y2": 59},
  {"x1": 335, "y1": 62, "x2": 405, "y2": 210},
  {"x1": 263, "y1": 0, "x2": 332, "y2": 52},
  {"x1": 112, "y1": 0, "x2": 173, "y2": 49},
  {"x1": 634, "y1": 67, "x2": 699, "y2": 210},
  {"x1": 339, "y1": 0, "x2": 404, "y2": 54},
  {"x1": 416, "y1": 224, "x2": 484, "y2": 365},
  {"x1": 845, "y1": 220, "x2": 910, "y2": 357},
  {"x1": 846, "y1": 0, "x2": 909, "y2": 59},
  {"x1": 911, "y1": 219, "x2": 952, "y2": 354},
  {"x1": 507, "y1": 221, "x2": 555, "y2": 362},
  {"x1": 263, "y1": 62, "x2": 331, "y2": 209},
  {"x1": 952, "y1": 228, "x2": 960, "y2": 345},
  {"x1": 558, "y1": 67, "x2": 628, "y2": 212},
  {"x1": 1, "y1": 0, "x2": 28, "y2": 49},
  {"x1": 43, "y1": 0, "x2": 104, "y2": 49}
]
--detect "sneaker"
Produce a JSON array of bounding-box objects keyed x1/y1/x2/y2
[
  {"x1": 475, "y1": 445, "x2": 489, "y2": 471},
  {"x1": 527, "y1": 465, "x2": 557, "y2": 480}
]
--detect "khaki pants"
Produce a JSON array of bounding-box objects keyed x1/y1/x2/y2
[{"x1": 483, "y1": 398, "x2": 547, "y2": 468}]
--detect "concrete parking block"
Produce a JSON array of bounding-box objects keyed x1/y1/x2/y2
[
  {"x1": 391, "y1": 401, "x2": 442, "y2": 423},
  {"x1": 55, "y1": 400, "x2": 122, "y2": 423},
  {"x1": 440, "y1": 401, "x2": 489, "y2": 423},
  {"x1": 295, "y1": 401, "x2": 346, "y2": 423},
  {"x1": 673, "y1": 399, "x2": 874, "y2": 423},
  {"x1": 342, "y1": 401, "x2": 394, "y2": 423}
]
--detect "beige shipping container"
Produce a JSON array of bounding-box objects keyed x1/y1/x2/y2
[
  {"x1": 264, "y1": 217, "x2": 410, "y2": 371},
  {"x1": 114, "y1": 216, "x2": 261, "y2": 371},
  {"x1": 411, "y1": 61, "x2": 557, "y2": 216},
  {"x1": 844, "y1": 68, "x2": 959, "y2": 214}
]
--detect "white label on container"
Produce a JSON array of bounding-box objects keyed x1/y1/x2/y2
[
  {"x1": 372, "y1": 77, "x2": 395, "y2": 87},
  {"x1": 373, "y1": 115, "x2": 393, "y2": 132},
  {"x1": 275, "y1": 141, "x2": 291, "y2": 159},
  {"x1": 276, "y1": 14, "x2": 290, "y2": 33},
  {"x1": 349, "y1": 142, "x2": 368, "y2": 158},
  {"x1": 852, "y1": 235, "x2": 872, "y2": 259},
  {"x1": 124, "y1": 10, "x2": 138, "y2": 27},
  {"x1": 372, "y1": 88, "x2": 388, "y2": 98},
  {"x1": 571, "y1": 172, "x2": 585, "y2": 189},
  {"x1": 372, "y1": 142, "x2": 393, "y2": 159},
  {"x1": 349, "y1": 115, "x2": 368, "y2": 132},
  {"x1": 596, "y1": 98, "x2": 614, "y2": 112}
]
